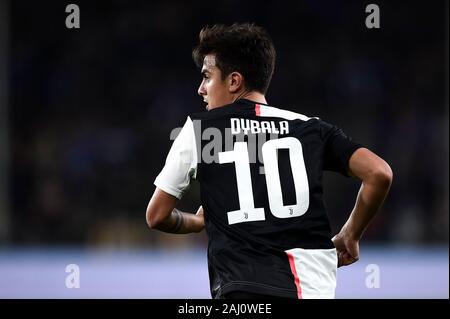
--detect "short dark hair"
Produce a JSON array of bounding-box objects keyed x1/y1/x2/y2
[{"x1": 192, "y1": 23, "x2": 276, "y2": 94}]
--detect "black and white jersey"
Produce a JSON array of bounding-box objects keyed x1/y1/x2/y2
[{"x1": 154, "y1": 99, "x2": 363, "y2": 299}]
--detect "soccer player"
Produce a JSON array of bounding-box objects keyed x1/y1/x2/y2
[{"x1": 146, "y1": 23, "x2": 393, "y2": 299}]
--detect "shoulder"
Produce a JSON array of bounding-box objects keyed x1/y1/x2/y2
[
  {"x1": 189, "y1": 103, "x2": 238, "y2": 121},
  {"x1": 257, "y1": 104, "x2": 319, "y2": 122},
  {"x1": 259, "y1": 104, "x2": 346, "y2": 139},
  {"x1": 189, "y1": 111, "x2": 208, "y2": 121}
]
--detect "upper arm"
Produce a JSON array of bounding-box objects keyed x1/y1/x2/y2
[
  {"x1": 348, "y1": 148, "x2": 393, "y2": 183},
  {"x1": 154, "y1": 116, "x2": 198, "y2": 199},
  {"x1": 148, "y1": 117, "x2": 197, "y2": 229},
  {"x1": 321, "y1": 120, "x2": 363, "y2": 176},
  {"x1": 146, "y1": 187, "x2": 178, "y2": 228}
]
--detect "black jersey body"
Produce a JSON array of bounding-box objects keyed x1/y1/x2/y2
[{"x1": 189, "y1": 99, "x2": 361, "y2": 298}]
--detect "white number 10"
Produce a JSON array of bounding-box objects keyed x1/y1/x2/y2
[{"x1": 218, "y1": 137, "x2": 309, "y2": 225}]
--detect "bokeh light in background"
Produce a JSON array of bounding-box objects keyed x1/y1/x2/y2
[{"x1": 0, "y1": 0, "x2": 448, "y2": 298}]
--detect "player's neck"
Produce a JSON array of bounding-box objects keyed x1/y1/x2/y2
[{"x1": 233, "y1": 91, "x2": 267, "y2": 105}]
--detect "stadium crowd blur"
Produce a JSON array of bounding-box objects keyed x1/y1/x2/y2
[{"x1": 6, "y1": 1, "x2": 448, "y2": 248}]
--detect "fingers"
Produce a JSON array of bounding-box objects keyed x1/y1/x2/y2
[
  {"x1": 337, "y1": 251, "x2": 359, "y2": 267},
  {"x1": 333, "y1": 232, "x2": 360, "y2": 268}
]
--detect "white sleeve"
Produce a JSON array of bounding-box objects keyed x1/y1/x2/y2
[{"x1": 154, "y1": 116, "x2": 198, "y2": 199}]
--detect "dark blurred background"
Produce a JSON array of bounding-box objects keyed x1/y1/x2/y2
[{"x1": 1, "y1": 0, "x2": 448, "y2": 250}]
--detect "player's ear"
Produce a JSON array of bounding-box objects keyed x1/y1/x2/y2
[{"x1": 228, "y1": 72, "x2": 244, "y2": 93}]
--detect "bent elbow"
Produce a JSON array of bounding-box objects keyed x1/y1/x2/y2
[
  {"x1": 145, "y1": 188, "x2": 178, "y2": 230},
  {"x1": 373, "y1": 162, "x2": 393, "y2": 188},
  {"x1": 146, "y1": 208, "x2": 161, "y2": 230}
]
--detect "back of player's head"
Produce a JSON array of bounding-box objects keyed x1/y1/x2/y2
[{"x1": 192, "y1": 23, "x2": 276, "y2": 95}]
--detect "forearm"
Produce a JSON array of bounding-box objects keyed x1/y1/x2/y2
[
  {"x1": 343, "y1": 176, "x2": 391, "y2": 240},
  {"x1": 154, "y1": 208, "x2": 203, "y2": 234}
]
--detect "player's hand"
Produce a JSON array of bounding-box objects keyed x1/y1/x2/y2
[
  {"x1": 195, "y1": 205, "x2": 205, "y2": 232},
  {"x1": 332, "y1": 229, "x2": 360, "y2": 268}
]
